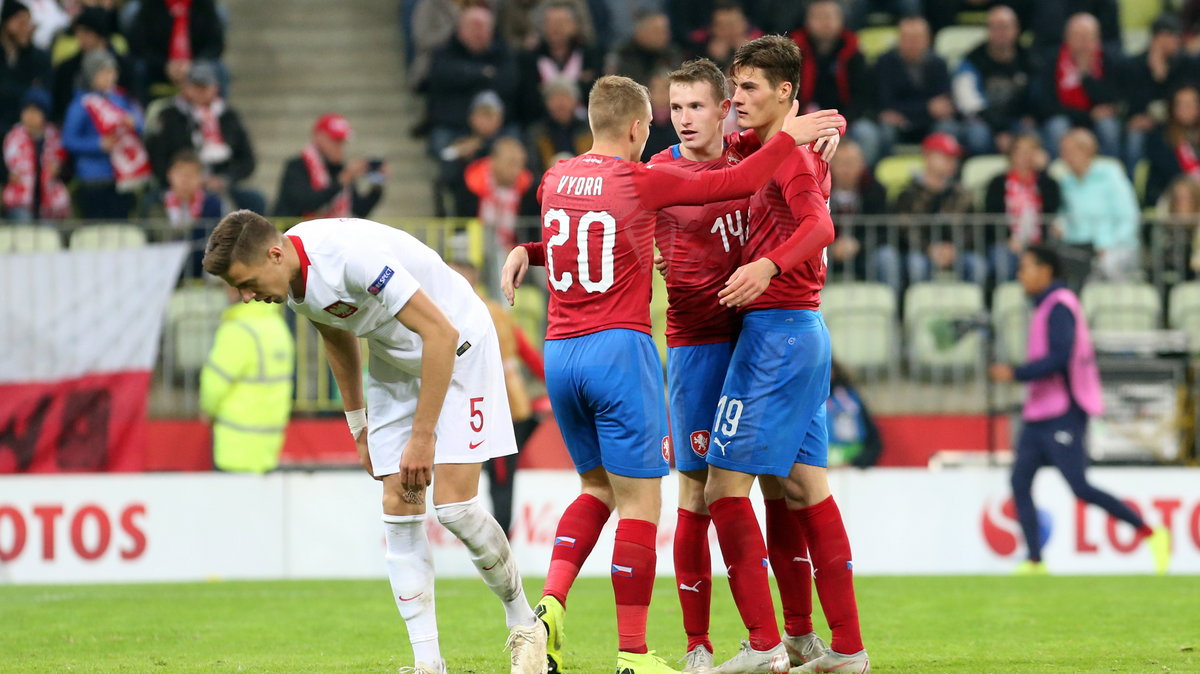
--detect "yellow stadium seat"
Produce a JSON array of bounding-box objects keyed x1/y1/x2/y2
[
  {"x1": 511, "y1": 284, "x2": 547, "y2": 352},
  {"x1": 0, "y1": 225, "x2": 62, "y2": 253},
  {"x1": 875, "y1": 154, "x2": 924, "y2": 201},
  {"x1": 934, "y1": 26, "x2": 987, "y2": 69},
  {"x1": 1168, "y1": 282, "x2": 1200, "y2": 355},
  {"x1": 960, "y1": 154, "x2": 1008, "y2": 208},
  {"x1": 858, "y1": 26, "x2": 897, "y2": 63},
  {"x1": 991, "y1": 281, "x2": 1030, "y2": 365},
  {"x1": 1120, "y1": 0, "x2": 1162, "y2": 30},
  {"x1": 69, "y1": 224, "x2": 147, "y2": 250},
  {"x1": 822, "y1": 282, "x2": 897, "y2": 374},
  {"x1": 905, "y1": 281, "x2": 985, "y2": 375},
  {"x1": 1081, "y1": 281, "x2": 1161, "y2": 333},
  {"x1": 165, "y1": 285, "x2": 229, "y2": 373},
  {"x1": 650, "y1": 262, "x2": 668, "y2": 364},
  {"x1": 1123, "y1": 28, "x2": 1150, "y2": 56}
]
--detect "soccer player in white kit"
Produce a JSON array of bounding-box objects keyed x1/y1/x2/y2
[{"x1": 202, "y1": 211, "x2": 548, "y2": 674}]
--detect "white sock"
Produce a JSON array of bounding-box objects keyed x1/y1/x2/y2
[
  {"x1": 435, "y1": 496, "x2": 536, "y2": 628},
  {"x1": 382, "y1": 513, "x2": 442, "y2": 666}
]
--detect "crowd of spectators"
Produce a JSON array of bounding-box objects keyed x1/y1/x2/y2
[
  {"x1": 405, "y1": 0, "x2": 1200, "y2": 293},
  {"x1": 0, "y1": 0, "x2": 388, "y2": 230}
]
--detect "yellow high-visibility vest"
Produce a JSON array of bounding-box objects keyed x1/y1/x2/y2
[{"x1": 200, "y1": 301, "x2": 295, "y2": 473}]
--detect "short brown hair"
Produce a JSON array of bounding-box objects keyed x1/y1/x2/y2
[
  {"x1": 667, "y1": 58, "x2": 728, "y2": 104},
  {"x1": 730, "y1": 35, "x2": 802, "y2": 101},
  {"x1": 202, "y1": 209, "x2": 281, "y2": 276},
  {"x1": 587, "y1": 75, "x2": 651, "y2": 139}
]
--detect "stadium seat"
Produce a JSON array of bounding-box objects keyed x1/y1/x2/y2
[
  {"x1": 1168, "y1": 282, "x2": 1200, "y2": 354},
  {"x1": 857, "y1": 26, "x2": 897, "y2": 62},
  {"x1": 822, "y1": 282, "x2": 897, "y2": 374},
  {"x1": 875, "y1": 154, "x2": 923, "y2": 200},
  {"x1": 1080, "y1": 281, "x2": 1161, "y2": 332},
  {"x1": 960, "y1": 154, "x2": 1008, "y2": 207},
  {"x1": 904, "y1": 281, "x2": 985, "y2": 376},
  {"x1": 69, "y1": 224, "x2": 148, "y2": 250},
  {"x1": 1119, "y1": 0, "x2": 1160, "y2": 30},
  {"x1": 934, "y1": 26, "x2": 987, "y2": 69},
  {"x1": 1122, "y1": 28, "x2": 1150, "y2": 56},
  {"x1": 650, "y1": 263, "x2": 669, "y2": 363},
  {"x1": 1134, "y1": 158, "x2": 1150, "y2": 205},
  {"x1": 165, "y1": 285, "x2": 229, "y2": 373},
  {"x1": 991, "y1": 281, "x2": 1030, "y2": 364},
  {"x1": 511, "y1": 284, "x2": 547, "y2": 353},
  {"x1": 0, "y1": 225, "x2": 62, "y2": 253}
]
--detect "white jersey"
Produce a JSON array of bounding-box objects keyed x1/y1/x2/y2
[{"x1": 285, "y1": 218, "x2": 490, "y2": 376}]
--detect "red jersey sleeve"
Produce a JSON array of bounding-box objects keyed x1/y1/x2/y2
[
  {"x1": 724, "y1": 129, "x2": 761, "y2": 156},
  {"x1": 632, "y1": 131, "x2": 795, "y2": 210},
  {"x1": 762, "y1": 150, "x2": 835, "y2": 273},
  {"x1": 518, "y1": 241, "x2": 546, "y2": 266}
]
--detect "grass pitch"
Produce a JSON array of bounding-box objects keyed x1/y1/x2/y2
[{"x1": 1, "y1": 576, "x2": 1196, "y2": 673}]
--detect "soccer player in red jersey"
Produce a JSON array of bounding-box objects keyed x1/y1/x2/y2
[
  {"x1": 702, "y1": 36, "x2": 870, "y2": 674},
  {"x1": 648, "y1": 58, "x2": 841, "y2": 673},
  {"x1": 500, "y1": 75, "x2": 842, "y2": 674}
]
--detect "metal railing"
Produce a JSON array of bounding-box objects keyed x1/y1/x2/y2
[{"x1": 5, "y1": 213, "x2": 1199, "y2": 418}]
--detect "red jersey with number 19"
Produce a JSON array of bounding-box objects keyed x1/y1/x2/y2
[
  {"x1": 649, "y1": 130, "x2": 760, "y2": 346},
  {"x1": 525, "y1": 130, "x2": 796, "y2": 340},
  {"x1": 743, "y1": 143, "x2": 836, "y2": 311}
]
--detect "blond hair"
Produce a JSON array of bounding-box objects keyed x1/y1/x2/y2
[{"x1": 587, "y1": 75, "x2": 651, "y2": 139}]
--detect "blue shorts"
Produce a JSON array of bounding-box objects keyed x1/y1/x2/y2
[
  {"x1": 544, "y1": 329, "x2": 671, "y2": 478},
  {"x1": 667, "y1": 341, "x2": 735, "y2": 472},
  {"x1": 707, "y1": 310, "x2": 831, "y2": 477}
]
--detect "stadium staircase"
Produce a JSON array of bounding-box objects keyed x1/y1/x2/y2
[{"x1": 222, "y1": 0, "x2": 433, "y2": 217}]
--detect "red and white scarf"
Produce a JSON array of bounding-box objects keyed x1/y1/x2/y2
[
  {"x1": 1176, "y1": 141, "x2": 1200, "y2": 181},
  {"x1": 1055, "y1": 44, "x2": 1102, "y2": 111},
  {"x1": 1004, "y1": 170, "x2": 1043, "y2": 245},
  {"x1": 301, "y1": 144, "x2": 350, "y2": 218},
  {"x1": 167, "y1": 0, "x2": 193, "y2": 62},
  {"x1": 82, "y1": 93, "x2": 151, "y2": 192},
  {"x1": 185, "y1": 96, "x2": 231, "y2": 165},
  {"x1": 2, "y1": 123, "x2": 71, "y2": 218},
  {"x1": 164, "y1": 189, "x2": 204, "y2": 228}
]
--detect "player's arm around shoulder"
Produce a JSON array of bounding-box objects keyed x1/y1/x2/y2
[{"x1": 393, "y1": 290, "x2": 460, "y2": 490}]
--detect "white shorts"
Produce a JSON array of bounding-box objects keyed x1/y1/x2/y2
[{"x1": 365, "y1": 322, "x2": 518, "y2": 477}]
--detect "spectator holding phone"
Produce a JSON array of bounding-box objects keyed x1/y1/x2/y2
[{"x1": 274, "y1": 113, "x2": 385, "y2": 219}]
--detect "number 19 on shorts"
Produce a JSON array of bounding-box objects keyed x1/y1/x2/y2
[{"x1": 714, "y1": 395, "x2": 743, "y2": 437}]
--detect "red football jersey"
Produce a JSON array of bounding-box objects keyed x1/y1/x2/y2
[
  {"x1": 522, "y1": 131, "x2": 796, "y2": 340},
  {"x1": 742, "y1": 143, "x2": 836, "y2": 311},
  {"x1": 650, "y1": 130, "x2": 760, "y2": 346}
]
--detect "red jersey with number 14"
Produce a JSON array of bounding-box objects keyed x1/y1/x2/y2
[
  {"x1": 650, "y1": 130, "x2": 760, "y2": 346},
  {"x1": 526, "y1": 131, "x2": 796, "y2": 340},
  {"x1": 743, "y1": 142, "x2": 836, "y2": 311}
]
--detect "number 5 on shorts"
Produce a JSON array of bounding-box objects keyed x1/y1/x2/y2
[
  {"x1": 469, "y1": 397, "x2": 485, "y2": 433},
  {"x1": 714, "y1": 395, "x2": 743, "y2": 437}
]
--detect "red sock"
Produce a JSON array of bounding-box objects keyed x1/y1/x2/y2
[
  {"x1": 709, "y1": 496, "x2": 780, "y2": 651},
  {"x1": 796, "y1": 496, "x2": 863, "y2": 655},
  {"x1": 673, "y1": 508, "x2": 713, "y2": 652},
  {"x1": 765, "y1": 498, "x2": 814, "y2": 636},
  {"x1": 543, "y1": 493, "x2": 611, "y2": 608},
  {"x1": 612, "y1": 518, "x2": 657, "y2": 654}
]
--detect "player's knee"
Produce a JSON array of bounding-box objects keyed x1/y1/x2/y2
[{"x1": 434, "y1": 497, "x2": 481, "y2": 527}]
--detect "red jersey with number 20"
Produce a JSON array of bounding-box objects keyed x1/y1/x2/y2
[
  {"x1": 650, "y1": 130, "x2": 760, "y2": 346},
  {"x1": 743, "y1": 142, "x2": 836, "y2": 311},
  {"x1": 525, "y1": 131, "x2": 796, "y2": 340}
]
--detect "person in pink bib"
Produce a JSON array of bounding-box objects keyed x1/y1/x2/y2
[{"x1": 989, "y1": 244, "x2": 1171, "y2": 575}]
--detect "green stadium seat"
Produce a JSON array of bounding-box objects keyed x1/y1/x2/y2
[
  {"x1": 650, "y1": 263, "x2": 668, "y2": 364},
  {"x1": 934, "y1": 25, "x2": 987, "y2": 69},
  {"x1": 875, "y1": 154, "x2": 923, "y2": 201},
  {"x1": 991, "y1": 281, "x2": 1030, "y2": 365},
  {"x1": 1168, "y1": 282, "x2": 1200, "y2": 355},
  {"x1": 165, "y1": 285, "x2": 229, "y2": 373},
  {"x1": 0, "y1": 225, "x2": 62, "y2": 253},
  {"x1": 822, "y1": 282, "x2": 897, "y2": 374},
  {"x1": 960, "y1": 154, "x2": 1008, "y2": 208},
  {"x1": 858, "y1": 26, "x2": 897, "y2": 63},
  {"x1": 511, "y1": 284, "x2": 547, "y2": 352},
  {"x1": 69, "y1": 224, "x2": 148, "y2": 250},
  {"x1": 904, "y1": 281, "x2": 985, "y2": 376},
  {"x1": 1123, "y1": 28, "x2": 1150, "y2": 56},
  {"x1": 1080, "y1": 281, "x2": 1161, "y2": 332}
]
